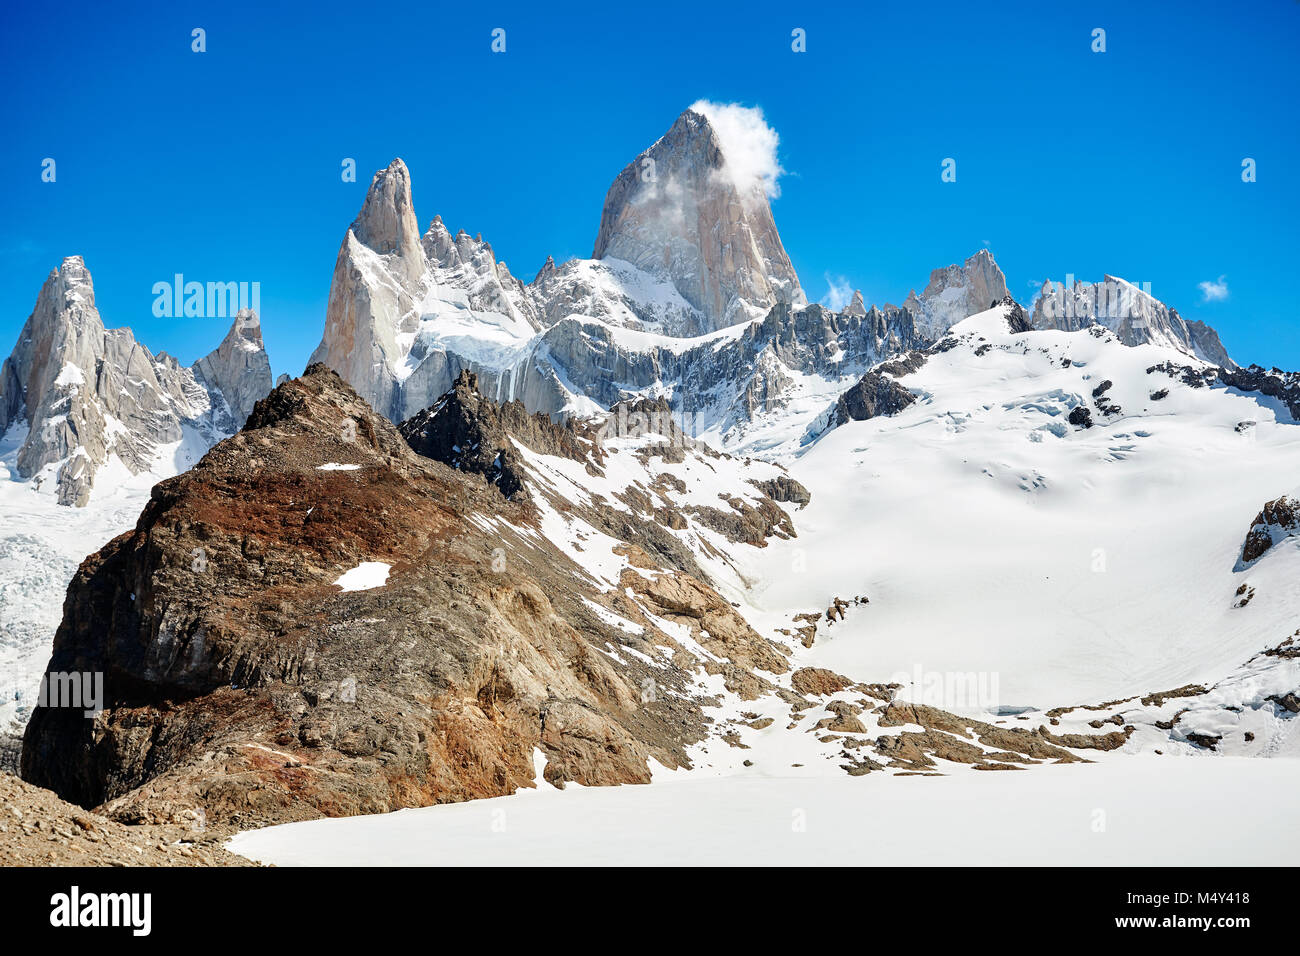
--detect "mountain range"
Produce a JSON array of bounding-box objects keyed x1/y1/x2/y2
[{"x1": 3, "y1": 107, "x2": 1298, "y2": 860}]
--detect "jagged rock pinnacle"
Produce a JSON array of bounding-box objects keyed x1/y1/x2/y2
[{"x1": 591, "y1": 108, "x2": 803, "y2": 330}]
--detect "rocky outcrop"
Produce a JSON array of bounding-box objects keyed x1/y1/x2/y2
[
  {"x1": 1032, "y1": 275, "x2": 1233, "y2": 367},
  {"x1": 0, "y1": 257, "x2": 272, "y2": 506},
  {"x1": 1144, "y1": 360, "x2": 1300, "y2": 422},
  {"x1": 791, "y1": 668, "x2": 855, "y2": 697},
  {"x1": 1002, "y1": 296, "x2": 1033, "y2": 333},
  {"x1": 621, "y1": 568, "x2": 789, "y2": 683},
  {"x1": 19, "y1": 365, "x2": 796, "y2": 827},
  {"x1": 901, "y1": 250, "x2": 1010, "y2": 340},
  {"x1": 403, "y1": 375, "x2": 808, "y2": 565},
  {"x1": 833, "y1": 365, "x2": 920, "y2": 426},
  {"x1": 751, "y1": 475, "x2": 811, "y2": 508},
  {"x1": 1240, "y1": 495, "x2": 1300, "y2": 565},
  {"x1": 1218, "y1": 364, "x2": 1300, "y2": 421},
  {"x1": 875, "y1": 703, "x2": 1093, "y2": 771},
  {"x1": 592, "y1": 108, "x2": 803, "y2": 331},
  {"x1": 399, "y1": 369, "x2": 591, "y2": 499}
]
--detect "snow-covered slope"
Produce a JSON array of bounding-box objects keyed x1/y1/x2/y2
[
  {"x1": 229, "y1": 753, "x2": 1300, "y2": 866},
  {"x1": 400, "y1": 336, "x2": 1300, "y2": 773},
  {"x1": 228, "y1": 310, "x2": 1300, "y2": 862},
  {"x1": 741, "y1": 305, "x2": 1300, "y2": 732}
]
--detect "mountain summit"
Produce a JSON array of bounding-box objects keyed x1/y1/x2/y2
[
  {"x1": 902, "y1": 249, "x2": 1011, "y2": 340},
  {"x1": 592, "y1": 108, "x2": 804, "y2": 331}
]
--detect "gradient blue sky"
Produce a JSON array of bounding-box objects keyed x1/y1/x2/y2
[{"x1": 2, "y1": 0, "x2": 1297, "y2": 377}]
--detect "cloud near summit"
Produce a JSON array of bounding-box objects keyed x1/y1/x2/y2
[
  {"x1": 689, "y1": 100, "x2": 785, "y2": 199},
  {"x1": 1198, "y1": 275, "x2": 1229, "y2": 303}
]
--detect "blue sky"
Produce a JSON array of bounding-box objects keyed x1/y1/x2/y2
[{"x1": 2, "y1": 0, "x2": 1297, "y2": 376}]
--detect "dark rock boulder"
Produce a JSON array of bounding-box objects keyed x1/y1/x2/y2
[
  {"x1": 834, "y1": 370, "x2": 918, "y2": 426},
  {"x1": 750, "y1": 475, "x2": 811, "y2": 509},
  {"x1": 1240, "y1": 495, "x2": 1300, "y2": 565},
  {"x1": 1218, "y1": 365, "x2": 1300, "y2": 421},
  {"x1": 1147, "y1": 360, "x2": 1300, "y2": 421},
  {"x1": 1068, "y1": 405, "x2": 1094, "y2": 429}
]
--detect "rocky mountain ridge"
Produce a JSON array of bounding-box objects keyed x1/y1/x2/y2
[
  {"x1": 306, "y1": 108, "x2": 1241, "y2": 462},
  {"x1": 901, "y1": 249, "x2": 1011, "y2": 340},
  {"x1": 0, "y1": 257, "x2": 272, "y2": 506},
  {"x1": 18, "y1": 365, "x2": 804, "y2": 824},
  {"x1": 1032, "y1": 274, "x2": 1233, "y2": 367}
]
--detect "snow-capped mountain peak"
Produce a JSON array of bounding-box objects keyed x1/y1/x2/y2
[
  {"x1": 192, "y1": 309, "x2": 274, "y2": 428},
  {"x1": 901, "y1": 248, "x2": 1011, "y2": 340},
  {"x1": 1031, "y1": 273, "x2": 1233, "y2": 367},
  {"x1": 0, "y1": 257, "x2": 272, "y2": 506},
  {"x1": 591, "y1": 107, "x2": 805, "y2": 331}
]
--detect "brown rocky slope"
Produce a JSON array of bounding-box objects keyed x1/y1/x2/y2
[{"x1": 20, "y1": 365, "x2": 794, "y2": 828}]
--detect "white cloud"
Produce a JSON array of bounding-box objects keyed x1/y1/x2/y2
[
  {"x1": 821, "y1": 273, "x2": 853, "y2": 311},
  {"x1": 689, "y1": 100, "x2": 785, "y2": 199},
  {"x1": 1198, "y1": 275, "x2": 1229, "y2": 302}
]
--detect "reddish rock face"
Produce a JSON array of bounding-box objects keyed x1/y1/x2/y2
[{"x1": 19, "y1": 365, "x2": 732, "y2": 828}]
